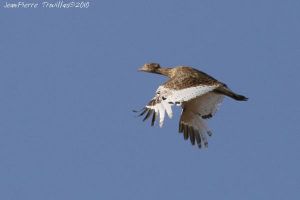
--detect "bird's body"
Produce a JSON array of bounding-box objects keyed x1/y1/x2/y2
[{"x1": 136, "y1": 63, "x2": 247, "y2": 148}]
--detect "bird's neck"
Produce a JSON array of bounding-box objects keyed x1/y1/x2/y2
[{"x1": 154, "y1": 68, "x2": 173, "y2": 78}]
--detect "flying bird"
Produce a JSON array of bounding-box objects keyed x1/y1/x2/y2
[{"x1": 135, "y1": 63, "x2": 248, "y2": 148}]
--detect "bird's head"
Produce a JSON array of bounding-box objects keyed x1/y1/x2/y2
[{"x1": 138, "y1": 63, "x2": 161, "y2": 73}]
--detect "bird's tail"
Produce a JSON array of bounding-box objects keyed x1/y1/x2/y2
[{"x1": 214, "y1": 86, "x2": 248, "y2": 101}]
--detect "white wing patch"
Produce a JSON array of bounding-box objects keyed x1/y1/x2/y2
[
  {"x1": 146, "y1": 95, "x2": 173, "y2": 127},
  {"x1": 183, "y1": 92, "x2": 224, "y2": 118},
  {"x1": 158, "y1": 85, "x2": 218, "y2": 105}
]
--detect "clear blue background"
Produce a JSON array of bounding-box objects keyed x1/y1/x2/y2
[{"x1": 1, "y1": 0, "x2": 299, "y2": 199}]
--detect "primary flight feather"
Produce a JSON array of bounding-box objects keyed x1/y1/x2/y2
[{"x1": 136, "y1": 63, "x2": 248, "y2": 148}]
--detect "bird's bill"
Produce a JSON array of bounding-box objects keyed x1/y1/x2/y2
[{"x1": 138, "y1": 66, "x2": 146, "y2": 72}]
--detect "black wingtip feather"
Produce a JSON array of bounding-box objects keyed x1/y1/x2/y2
[
  {"x1": 183, "y1": 125, "x2": 189, "y2": 140},
  {"x1": 133, "y1": 107, "x2": 148, "y2": 117},
  {"x1": 151, "y1": 111, "x2": 156, "y2": 126},
  {"x1": 195, "y1": 131, "x2": 202, "y2": 148},
  {"x1": 179, "y1": 123, "x2": 183, "y2": 133},
  {"x1": 143, "y1": 109, "x2": 153, "y2": 121},
  {"x1": 189, "y1": 126, "x2": 195, "y2": 145},
  {"x1": 139, "y1": 108, "x2": 148, "y2": 116}
]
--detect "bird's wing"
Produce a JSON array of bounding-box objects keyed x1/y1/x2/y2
[
  {"x1": 159, "y1": 76, "x2": 222, "y2": 105},
  {"x1": 136, "y1": 86, "x2": 174, "y2": 127},
  {"x1": 161, "y1": 84, "x2": 218, "y2": 104},
  {"x1": 179, "y1": 92, "x2": 224, "y2": 148},
  {"x1": 137, "y1": 82, "x2": 220, "y2": 127},
  {"x1": 183, "y1": 92, "x2": 224, "y2": 119}
]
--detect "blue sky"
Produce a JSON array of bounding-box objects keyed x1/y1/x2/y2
[{"x1": 1, "y1": 0, "x2": 299, "y2": 199}]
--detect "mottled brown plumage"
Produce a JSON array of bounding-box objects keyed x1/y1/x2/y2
[
  {"x1": 139, "y1": 63, "x2": 219, "y2": 86},
  {"x1": 138, "y1": 63, "x2": 247, "y2": 100}
]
